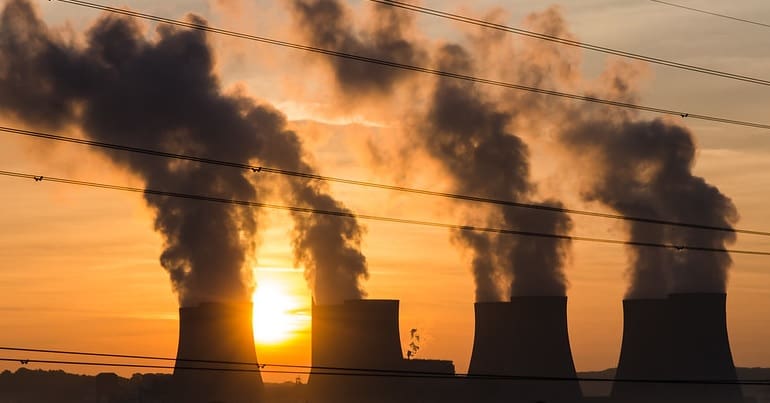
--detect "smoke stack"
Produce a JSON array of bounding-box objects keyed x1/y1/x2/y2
[
  {"x1": 173, "y1": 302, "x2": 263, "y2": 403},
  {"x1": 667, "y1": 293, "x2": 743, "y2": 402},
  {"x1": 308, "y1": 299, "x2": 404, "y2": 403},
  {"x1": 612, "y1": 298, "x2": 674, "y2": 400},
  {"x1": 468, "y1": 296, "x2": 581, "y2": 402}
]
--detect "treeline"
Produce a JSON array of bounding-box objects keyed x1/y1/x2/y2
[
  {"x1": 0, "y1": 369, "x2": 304, "y2": 403},
  {"x1": 3, "y1": 367, "x2": 770, "y2": 403}
]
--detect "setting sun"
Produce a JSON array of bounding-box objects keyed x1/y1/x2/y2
[{"x1": 252, "y1": 278, "x2": 307, "y2": 344}]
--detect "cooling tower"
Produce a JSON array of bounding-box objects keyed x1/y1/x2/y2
[
  {"x1": 173, "y1": 302, "x2": 263, "y2": 403},
  {"x1": 308, "y1": 299, "x2": 405, "y2": 403},
  {"x1": 468, "y1": 296, "x2": 581, "y2": 403},
  {"x1": 667, "y1": 293, "x2": 743, "y2": 403},
  {"x1": 612, "y1": 298, "x2": 674, "y2": 401}
]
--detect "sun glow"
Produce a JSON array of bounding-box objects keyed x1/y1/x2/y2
[{"x1": 252, "y1": 279, "x2": 306, "y2": 344}]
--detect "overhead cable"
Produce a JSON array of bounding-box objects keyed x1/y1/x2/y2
[
  {"x1": 2, "y1": 347, "x2": 770, "y2": 385},
  {"x1": 2, "y1": 126, "x2": 769, "y2": 237},
  {"x1": 53, "y1": 0, "x2": 770, "y2": 131},
  {"x1": 649, "y1": 0, "x2": 770, "y2": 29},
  {"x1": 1, "y1": 169, "x2": 768, "y2": 256},
  {"x1": 369, "y1": 0, "x2": 770, "y2": 86},
  {"x1": 0, "y1": 346, "x2": 402, "y2": 376}
]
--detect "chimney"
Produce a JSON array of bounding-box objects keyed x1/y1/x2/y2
[
  {"x1": 308, "y1": 299, "x2": 404, "y2": 403},
  {"x1": 468, "y1": 296, "x2": 581, "y2": 402},
  {"x1": 173, "y1": 302, "x2": 263, "y2": 403},
  {"x1": 612, "y1": 298, "x2": 674, "y2": 401},
  {"x1": 667, "y1": 293, "x2": 743, "y2": 402}
]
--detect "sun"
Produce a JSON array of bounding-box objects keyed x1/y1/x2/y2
[{"x1": 252, "y1": 280, "x2": 304, "y2": 344}]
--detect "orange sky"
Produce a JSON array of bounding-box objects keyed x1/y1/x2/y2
[{"x1": 1, "y1": 0, "x2": 770, "y2": 384}]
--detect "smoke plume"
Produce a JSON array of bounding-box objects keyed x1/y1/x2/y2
[
  {"x1": 290, "y1": 0, "x2": 425, "y2": 98},
  {"x1": 446, "y1": 6, "x2": 739, "y2": 297},
  {"x1": 423, "y1": 45, "x2": 572, "y2": 300},
  {"x1": 482, "y1": 6, "x2": 739, "y2": 297},
  {"x1": 2, "y1": 0, "x2": 737, "y2": 303},
  {"x1": 290, "y1": 1, "x2": 573, "y2": 300},
  {"x1": 0, "y1": 0, "x2": 368, "y2": 305},
  {"x1": 290, "y1": 0, "x2": 739, "y2": 299},
  {"x1": 561, "y1": 115, "x2": 738, "y2": 297}
]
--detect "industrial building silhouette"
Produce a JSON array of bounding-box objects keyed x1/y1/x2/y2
[
  {"x1": 173, "y1": 302, "x2": 263, "y2": 403},
  {"x1": 172, "y1": 294, "x2": 746, "y2": 403},
  {"x1": 307, "y1": 299, "x2": 456, "y2": 403},
  {"x1": 468, "y1": 296, "x2": 581, "y2": 402},
  {"x1": 612, "y1": 293, "x2": 743, "y2": 403}
]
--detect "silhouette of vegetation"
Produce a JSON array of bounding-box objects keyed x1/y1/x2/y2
[{"x1": 0, "y1": 368, "x2": 305, "y2": 403}]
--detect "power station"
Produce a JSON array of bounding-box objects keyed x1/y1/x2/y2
[
  {"x1": 612, "y1": 298, "x2": 673, "y2": 401},
  {"x1": 168, "y1": 295, "x2": 746, "y2": 403},
  {"x1": 173, "y1": 302, "x2": 263, "y2": 403},
  {"x1": 308, "y1": 299, "x2": 456, "y2": 403},
  {"x1": 612, "y1": 293, "x2": 743, "y2": 403},
  {"x1": 667, "y1": 293, "x2": 743, "y2": 402},
  {"x1": 468, "y1": 296, "x2": 581, "y2": 402},
  {"x1": 308, "y1": 299, "x2": 405, "y2": 403}
]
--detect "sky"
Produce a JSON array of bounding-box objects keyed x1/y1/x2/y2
[{"x1": 0, "y1": 0, "x2": 769, "y2": 384}]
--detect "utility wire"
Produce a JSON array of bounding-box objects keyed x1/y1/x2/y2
[
  {"x1": 4, "y1": 125, "x2": 768, "y2": 237},
  {"x1": 369, "y1": 0, "x2": 770, "y2": 86},
  {"x1": 53, "y1": 0, "x2": 770, "y2": 131},
  {"x1": 0, "y1": 346, "x2": 405, "y2": 376},
  {"x1": 1, "y1": 357, "x2": 312, "y2": 377},
  {"x1": 649, "y1": 0, "x2": 770, "y2": 29},
  {"x1": 2, "y1": 347, "x2": 770, "y2": 385},
  {"x1": 1, "y1": 169, "x2": 769, "y2": 256},
  {"x1": 5, "y1": 356, "x2": 770, "y2": 385}
]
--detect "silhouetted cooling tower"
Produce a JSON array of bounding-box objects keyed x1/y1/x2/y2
[
  {"x1": 173, "y1": 302, "x2": 263, "y2": 403},
  {"x1": 612, "y1": 298, "x2": 674, "y2": 401},
  {"x1": 308, "y1": 299, "x2": 405, "y2": 403},
  {"x1": 468, "y1": 296, "x2": 581, "y2": 403},
  {"x1": 667, "y1": 293, "x2": 743, "y2": 402}
]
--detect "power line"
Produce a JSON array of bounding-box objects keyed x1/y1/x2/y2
[
  {"x1": 650, "y1": 0, "x2": 770, "y2": 29},
  {"x1": 1, "y1": 357, "x2": 310, "y2": 376},
  {"x1": 53, "y1": 0, "x2": 770, "y2": 131},
  {"x1": 3, "y1": 125, "x2": 768, "y2": 237},
  {"x1": 1, "y1": 169, "x2": 768, "y2": 256},
  {"x1": 369, "y1": 0, "x2": 770, "y2": 86},
  {"x1": 5, "y1": 357, "x2": 769, "y2": 385},
  {"x1": 0, "y1": 346, "x2": 397, "y2": 376},
  {"x1": 2, "y1": 347, "x2": 770, "y2": 385}
]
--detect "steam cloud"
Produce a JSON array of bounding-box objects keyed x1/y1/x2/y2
[
  {"x1": 486, "y1": 8, "x2": 739, "y2": 297},
  {"x1": 474, "y1": 7, "x2": 740, "y2": 297},
  {"x1": 561, "y1": 115, "x2": 738, "y2": 297},
  {"x1": 291, "y1": 0, "x2": 425, "y2": 98},
  {"x1": 0, "y1": 0, "x2": 368, "y2": 305},
  {"x1": 1, "y1": 0, "x2": 739, "y2": 303},
  {"x1": 446, "y1": 5, "x2": 740, "y2": 297},
  {"x1": 290, "y1": 0, "x2": 573, "y2": 300},
  {"x1": 290, "y1": 1, "x2": 738, "y2": 299},
  {"x1": 422, "y1": 45, "x2": 572, "y2": 300}
]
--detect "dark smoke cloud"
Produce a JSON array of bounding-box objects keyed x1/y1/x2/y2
[
  {"x1": 449, "y1": 6, "x2": 738, "y2": 298},
  {"x1": 562, "y1": 116, "x2": 738, "y2": 297},
  {"x1": 290, "y1": 1, "x2": 573, "y2": 300},
  {"x1": 288, "y1": 0, "x2": 739, "y2": 300},
  {"x1": 0, "y1": 0, "x2": 368, "y2": 305},
  {"x1": 0, "y1": 0, "x2": 91, "y2": 128},
  {"x1": 459, "y1": 4, "x2": 739, "y2": 297},
  {"x1": 288, "y1": 184, "x2": 369, "y2": 304},
  {"x1": 424, "y1": 45, "x2": 572, "y2": 300},
  {"x1": 290, "y1": 0, "x2": 425, "y2": 97}
]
